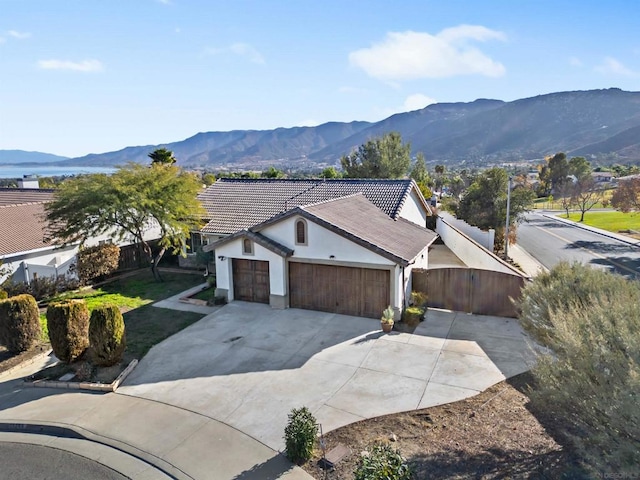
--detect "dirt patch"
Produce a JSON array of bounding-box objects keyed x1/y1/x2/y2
[
  {"x1": 0, "y1": 342, "x2": 51, "y2": 375},
  {"x1": 303, "y1": 373, "x2": 585, "y2": 479}
]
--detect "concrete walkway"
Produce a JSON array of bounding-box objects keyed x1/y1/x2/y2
[{"x1": 119, "y1": 303, "x2": 537, "y2": 451}]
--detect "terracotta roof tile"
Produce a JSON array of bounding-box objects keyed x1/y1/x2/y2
[
  {"x1": 0, "y1": 202, "x2": 54, "y2": 256},
  {"x1": 0, "y1": 188, "x2": 54, "y2": 206}
]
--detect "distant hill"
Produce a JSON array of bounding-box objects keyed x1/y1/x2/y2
[
  {"x1": 13, "y1": 88, "x2": 640, "y2": 170},
  {"x1": 0, "y1": 150, "x2": 69, "y2": 164}
]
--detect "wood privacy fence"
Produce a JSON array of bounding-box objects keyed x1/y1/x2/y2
[{"x1": 412, "y1": 268, "x2": 527, "y2": 318}]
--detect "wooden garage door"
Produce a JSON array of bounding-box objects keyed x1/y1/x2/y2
[
  {"x1": 232, "y1": 259, "x2": 270, "y2": 304},
  {"x1": 289, "y1": 263, "x2": 390, "y2": 318}
]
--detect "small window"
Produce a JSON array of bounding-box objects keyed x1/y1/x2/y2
[
  {"x1": 242, "y1": 238, "x2": 253, "y2": 255},
  {"x1": 295, "y1": 219, "x2": 307, "y2": 245}
]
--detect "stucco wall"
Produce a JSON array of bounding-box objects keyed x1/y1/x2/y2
[
  {"x1": 2, "y1": 245, "x2": 78, "y2": 283},
  {"x1": 399, "y1": 189, "x2": 428, "y2": 227},
  {"x1": 436, "y1": 216, "x2": 521, "y2": 275},
  {"x1": 262, "y1": 216, "x2": 395, "y2": 266},
  {"x1": 439, "y1": 211, "x2": 495, "y2": 251},
  {"x1": 214, "y1": 240, "x2": 287, "y2": 299}
]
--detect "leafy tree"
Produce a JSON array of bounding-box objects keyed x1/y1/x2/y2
[
  {"x1": 410, "y1": 152, "x2": 429, "y2": 183},
  {"x1": 611, "y1": 177, "x2": 640, "y2": 213},
  {"x1": 45, "y1": 163, "x2": 205, "y2": 282},
  {"x1": 448, "y1": 175, "x2": 465, "y2": 199},
  {"x1": 455, "y1": 167, "x2": 535, "y2": 251},
  {"x1": 202, "y1": 172, "x2": 217, "y2": 186},
  {"x1": 148, "y1": 147, "x2": 177, "y2": 165},
  {"x1": 568, "y1": 156, "x2": 591, "y2": 180},
  {"x1": 262, "y1": 166, "x2": 285, "y2": 178},
  {"x1": 548, "y1": 152, "x2": 569, "y2": 191},
  {"x1": 518, "y1": 263, "x2": 640, "y2": 474},
  {"x1": 341, "y1": 132, "x2": 411, "y2": 179},
  {"x1": 433, "y1": 164, "x2": 447, "y2": 192},
  {"x1": 321, "y1": 166, "x2": 341, "y2": 178}
]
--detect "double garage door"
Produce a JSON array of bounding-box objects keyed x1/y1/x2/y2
[{"x1": 289, "y1": 263, "x2": 390, "y2": 319}]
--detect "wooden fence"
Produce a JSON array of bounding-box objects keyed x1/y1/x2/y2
[{"x1": 412, "y1": 268, "x2": 527, "y2": 318}]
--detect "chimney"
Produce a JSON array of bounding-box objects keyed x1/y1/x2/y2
[{"x1": 17, "y1": 175, "x2": 40, "y2": 189}]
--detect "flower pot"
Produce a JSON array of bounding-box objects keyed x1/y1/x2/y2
[{"x1": 381, "y1": 321, "x2": 394, "y2": 333}]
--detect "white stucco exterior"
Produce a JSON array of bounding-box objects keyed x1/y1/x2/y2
[{"x1": 399, "y1": 189, "x2": 428, "y2": 227}]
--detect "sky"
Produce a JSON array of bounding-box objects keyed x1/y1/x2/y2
[{"x1": 1, "y1": 0, "x2": 639, "y2": 158}]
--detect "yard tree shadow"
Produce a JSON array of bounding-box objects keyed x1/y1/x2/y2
[{"x1": 231, "y1": 453, "x2": 298, "y2": 480}]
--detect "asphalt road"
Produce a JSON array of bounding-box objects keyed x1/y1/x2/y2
[
  {"x1": 516, "y1": 212, "x2": 640, "y2": 280},
  {"x1": 0, "y1": 442, "x2": 127, "y2": 480}
]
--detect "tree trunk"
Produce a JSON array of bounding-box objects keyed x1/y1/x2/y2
[
  {"x1": 151, "y1": 247, "x2": 166, "y2": 282},
  {"x1": 580, "y1": 210, "x2": 585, "y2": 222}
]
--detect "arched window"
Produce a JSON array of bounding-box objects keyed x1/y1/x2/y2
[
  {"x1": 295, "y1": 219, "x2": 307, "y2": 245},
  {"x1": 242, "y1": 238, "x2": 253, "y2": 255}
]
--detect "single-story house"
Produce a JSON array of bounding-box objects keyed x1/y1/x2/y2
[
  {"x1": 0, "y1": 185, "x2": 162, "y2": 284},
  {"x1": 200, "y1": 178, "x2": 437, "y2": 318}
]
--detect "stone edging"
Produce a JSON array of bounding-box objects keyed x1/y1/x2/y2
[
  {"x1": 25, "y1": 359, "x2": 138, "y2": 392},
  {"x1": 0, "y1": 349, "x2": 54, "y2": 380}
]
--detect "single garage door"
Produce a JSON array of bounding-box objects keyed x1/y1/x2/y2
[
  {"x1": 232, "y1": 259, "x2": 270, "y2": 303},
  {"x1": 289, "y1": 263, "x2": 390, "y2": 318}
]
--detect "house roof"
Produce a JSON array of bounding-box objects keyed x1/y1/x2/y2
[
  {"x1": 254, "y1": 193, "x2": 438, "y2": 266},
  {"x1": 204, "y1": 229, "x2": 293, "y2": 257},
  {"x1": 198, "y1": 178, "x2": 431, "y2": 235},
  {"x1": 0, "y1": 202, "x2": 54, "y2": 256},
  {"x1": 0, "y1": 188, "x2": 54, "y2": 206}
]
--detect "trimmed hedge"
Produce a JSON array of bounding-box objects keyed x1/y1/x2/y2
[
  {"x1": 0, "y1": 294, "x2": 41, "y2": 353},
  {"x1": 75, "y1": 244, "x2": 121, "y2": 285},
  {"x1": 46, "y1": 300, "x2": 89, "y2": 363},
  {"x1": 89, "y1": 304, "x2": 126, "y2": 366}
]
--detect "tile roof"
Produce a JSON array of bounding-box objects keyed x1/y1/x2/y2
[
  {"x1": 198, "y1": 178, "x2": 430, "y2": 235},
  {"x1": 0, "y1": 202, "x2": 54, "y2": 256},
  {"x1": 0, "y1": 188, "x2": 54, "y2": 206},
  {"x1": 255, "y1": 194, "x2": 438, "y2": 266},
  {"x1": 204, "y1": 230, "x2": 294, "y2": 257}
]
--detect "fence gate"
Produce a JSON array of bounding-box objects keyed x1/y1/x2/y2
[{"x1": 412, "y1": 268, "x2": 526, "y2": 318}]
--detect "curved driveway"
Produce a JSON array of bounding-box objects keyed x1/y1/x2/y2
[{"x1": 120, "y1": 302, "x2": 535, "y2": 450}]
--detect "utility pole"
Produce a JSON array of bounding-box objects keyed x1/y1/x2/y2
[{"x1": 504, "y1": 176, "x2": 512, "y2": 259}]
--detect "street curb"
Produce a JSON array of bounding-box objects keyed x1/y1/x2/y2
[
  {"x1": 24, "y1": 359, "x2": 138, "y2": 392},
  {"x1": 0, "y1": 421, "x2": 192, "y2": 480},
  {"x1": 0, "y1": 349, "x2": 54, "y2": 380},
  {"x1": 542, "y1": 214, "x2": 640, "y2": 248}
]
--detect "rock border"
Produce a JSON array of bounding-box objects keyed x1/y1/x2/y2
[{"x1": 25, "y1": 359, "x2": 138, "y2": 392}]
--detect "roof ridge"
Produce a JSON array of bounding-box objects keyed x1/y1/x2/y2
[{"x1": 299, "y1": 192, "x2": 363, "y2": 209}]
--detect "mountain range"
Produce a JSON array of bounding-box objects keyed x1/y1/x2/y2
[{"x1": 3, "y1": 88, "x2": 640, "y2": 170}]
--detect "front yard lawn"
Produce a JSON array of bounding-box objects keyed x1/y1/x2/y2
[
  {"x1": 2, "y1": 269, "x2": 206, "y2": 382},
  {"x1": 563, "y1": 211, "x2": 640, "y2": 238}
]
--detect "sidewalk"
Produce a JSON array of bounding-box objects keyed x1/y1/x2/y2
[
  {"x1": 541, "y1": 213, "x2": 640, "y2": 247},
  {"x1": 508, "y1": 243, "x2": 548, "y2": 278},
  {"x1": 0, "y1": 337, "x2": 312, "y2": 480}
]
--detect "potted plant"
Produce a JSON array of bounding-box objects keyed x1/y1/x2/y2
[{"x1": 381, "y1": 306, "x2": 395, "y2": 333}]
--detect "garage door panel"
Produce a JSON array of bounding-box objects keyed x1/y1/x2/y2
[
  {"x1": 289, "y1": 263, "x2": 389, "y2": 319},
  {"x1": 233, "y1": 259, "x2": 270, "y2": 304}
]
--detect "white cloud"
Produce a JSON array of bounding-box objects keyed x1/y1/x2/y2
[
  {"x1": 205, "y1": 42, "x2": 265, "y2": 65},
  {"x1": 37, "y1": 59, "x2": 104, "y2": 72},
  {"x1": 7, "y1": 30, "x2": 31, "y2": 39},
  {"x1": 594, "y1": 57, "x2": 636, "y2": 76},
  {"x1": 569, "y1": 56, "x2": 583, "y2": 67},
  {"x1": 403, "y1": 93, "x2": 437, "y2": 111},
  {"x1": 349, "y1": 25, "x2": 506, "y2": 81}
]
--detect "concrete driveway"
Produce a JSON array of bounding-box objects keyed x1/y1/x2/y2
[{"x1": 119, "y1": 302, "x2": 536, "y2": 450}]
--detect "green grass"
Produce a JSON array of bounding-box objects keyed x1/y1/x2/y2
[
  {"x1": 190, "y1": 286, "x2": 214, "y2": 302},
  {"x1": 563, "y1": 211, "x2": 640, "y2": 233},
  {"x1": 44, "y1": 269, "x2": 206, "y2": 360}
]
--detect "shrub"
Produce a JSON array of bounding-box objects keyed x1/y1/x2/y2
[
  {"x1": 354, "y1": 443, "x2": 412, "y2": 480},
  {"x1": 75, "y1": 244, "x2": 121, "y2": 285},
  {"x1": 518, "y1": 262, "x2": 640, "y2": 474},
  {"x1": 46, "y1": 300, "x2": 89, "y2": 363},
  {"x1": 284, "y1": 406, "x2": 318, "y2": 464},
  {"x1": 0, "y1": 294, "x2": 41, "y2": 353},
  {"x1": 2, "y1": 275, "x2": 80, "y2": 302},
  {"x1": 410, "y1": 290, "x2": 427, "y2": 307},
  {"x1": 89, "y1": 304, "x2": 126, "y2": 366},
  {"x1": 0, "y1": 289, "x2": 7, "y2": 300}
]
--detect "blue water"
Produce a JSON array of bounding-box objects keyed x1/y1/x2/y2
[{"x1": 0, "y1": 165, "x2": 116, "y2": 178}]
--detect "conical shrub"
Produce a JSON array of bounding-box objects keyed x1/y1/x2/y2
[
  {"x1": 0, "y1": 294, "x2": 41, "y2": 353},
  {"x1": 89, "y1": 304, "x2": 126, "y2": 367},
  {"x1": 46, "y1": 300, "x2": 89, "y2": 363}
]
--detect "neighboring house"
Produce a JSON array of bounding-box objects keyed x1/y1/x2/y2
[
  {"x1": 0, "y1": 186, "x2": 162, "y2": 284},
  {"x1": 199, "y1": 178, "x2": 436, "y2": 318},
  {"x1": 592, "y1": 171, "x2": 614, "y2": 184}
]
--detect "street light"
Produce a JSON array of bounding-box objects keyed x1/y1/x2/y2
[{"x1": 504, "y1": 176, "x2": 512, "y2": 259}]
